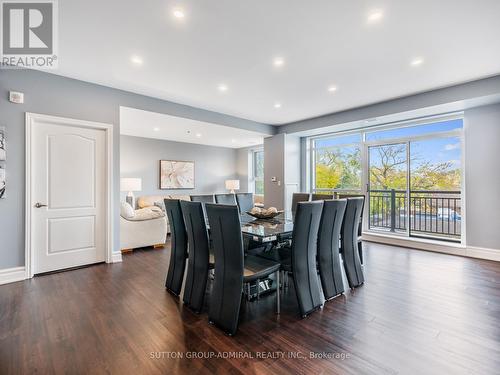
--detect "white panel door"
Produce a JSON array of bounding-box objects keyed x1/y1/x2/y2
[{"x1": 32, "y1": 119, "x2": 106, "y2": 274}]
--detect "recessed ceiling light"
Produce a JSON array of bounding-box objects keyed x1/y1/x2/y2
[
  {"x1": 217, "y1": 84, "x2": 228, "y2": 92},
  {"x1": 328, "y1": 85, "x2": 338, "y2": 92},
  {"x1": 130, "y1": 55, "x2": 143, "y2": 66},
  {"x1": 410, "y1": 57, "x2": 424, "y2": 67},
  {"x1": 231, "y1": 139, "x2": 236, "y2": 143},
  {"x1": 274, "y1": 103, "x2": 282, "y2": 109},
  {"x1": 367, "y1": 10, "x2": 383, "y2": 23},
  {"x1": 195, "y1": 133, "x2": 202, "y2": 138},
  {"x1": 153, "y1": 127, "x2": 160, "y2": 131},
  {"x1": 273, "y1": 57, "x2": 285, "y2": 67},
  {"x1": 172, "y1": 8, "x2": 185, "y2": 19}
]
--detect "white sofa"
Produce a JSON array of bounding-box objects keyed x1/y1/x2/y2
[
  {"x1": 120, "y1": 203, "x2": 168, "y2": 252},
  {"x1": 137, "y1": 194, "x2": 191, "y2": 233}
]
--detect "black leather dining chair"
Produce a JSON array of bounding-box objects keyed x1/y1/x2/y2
[
  {"x1": 180, "y1": 200, "x2": 214, "y2": 313},
  {"x1": 164, "y1": 199, "x2": 188, "y2": 296},
  {"x1": 215, "y1": 193, "x2": 237, "y2": 205},
  {"x1": 311, "y1": 193, "x2": 334, "y2": 201},
  {"x1": 317, "y1": 199, "x2": 347, "y2": 300},
  {"x1": 236, "y1": 192, "x2": 254, "y2": 213},
  {"x1": 291, "y1": 193, "x2": 311, "y2": 216},
  {"x1": 190, "y1": 194, "x2": 215, "y2": 204},
  {"x1": 205, "y1": 203, "x2": 281, "y2": 336},
  {"x1": 340, "y1": 197, "x2": 365, "y2": 288},
  {"x1": 279, "y1": 201, "x2": 324, "y2": 317},
  {"x1": 190, "y1": 194, "x2": 215, "y2": 220},
  {"x1": 338, "y1": 193, "x2": 365, "y2": 264}
]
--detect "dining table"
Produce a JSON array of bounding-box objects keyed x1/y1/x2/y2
[
  {"x1": 240, "y1": 212, "x2": 294, "y2": 244},
  {"x1": 239, "y1": 212, "x2": 294, "y2": 299}
]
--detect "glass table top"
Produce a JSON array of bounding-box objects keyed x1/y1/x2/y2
[{"x1": 240, "y1": 213, "x2": 294, "y2": 239}]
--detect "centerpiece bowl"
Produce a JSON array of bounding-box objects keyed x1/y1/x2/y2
[{"x1": 246, "y1": 208, "x2": 283, "y2": 220}]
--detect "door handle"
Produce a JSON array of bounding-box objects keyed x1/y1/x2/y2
[{"x1": 34, "y1": 202, "x2": 48, "y2": 208}]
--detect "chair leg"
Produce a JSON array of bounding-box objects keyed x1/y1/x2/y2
[
  {"x1": 246, "y1": 283, "x2": 251, "y2": 301},
  {"x1": 276, "y1": 271, "x2": 280, "y2": 314},
  {"x1": 256, "y1": 279, "x2": 260, "y2": 300}
]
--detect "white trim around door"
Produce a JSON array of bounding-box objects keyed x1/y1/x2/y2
[{"x1": 25, "y1": 113, "x2": 114, "y2": 278}]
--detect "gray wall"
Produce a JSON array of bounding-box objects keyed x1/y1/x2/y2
[
  {"x1": 464, "y1": 103, "x2": 500, "y2": 249},
  {"x1": 0, "y1": 69, "x2": 272, "y2": 269},
  {"x1": 121, "y1": 135, "x2": 237, "y2": 199},
  {"x1": 236, "y1": 146, "x2": 252, "y2": 193},
  {"x1": 264, "y1": 134, "x2": 285, "y2": 209}
]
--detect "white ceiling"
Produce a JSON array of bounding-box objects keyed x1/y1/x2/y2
[
  {"x1": 120, "y1": 107, "x2": 267, "y2": 148},
  {"x1": 56, "y1": 0, "x2": 500, "y2": 125}
]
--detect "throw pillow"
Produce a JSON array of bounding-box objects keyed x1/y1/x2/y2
[{"x1": 120, "y1": 201, "x2": 135, "y2": 219}]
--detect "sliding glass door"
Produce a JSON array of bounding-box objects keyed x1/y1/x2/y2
[
  {"x1": 365, "y1": 121, "x2": 462, "y2": 242},
  {"x1": 309, "y1": 116, "x2": 464, "y2": 243},
  {"x1": 368, "y1": 142, "x2": 408, "y2": 235}
]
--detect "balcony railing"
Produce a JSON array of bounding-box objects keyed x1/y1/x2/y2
[{"x1": 369, "y1": 189, "x2": 461, "y2": 241}]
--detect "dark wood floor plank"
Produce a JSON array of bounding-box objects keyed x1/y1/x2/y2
[{"x1": 1, "y1": 241, "x2": 499, "y2": 374}]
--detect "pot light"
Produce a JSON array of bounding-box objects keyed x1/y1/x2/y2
[
  {"x1": 367, "y1": 10, "x2": 383, "y2": 23},
  {"x1": 328, "y1": 85, "x2": 338, "y2": 92},
  {"x1": 195, "y1": 133, "x2": 202, "y2": 138},
  {"x1": 410, "y1": 58, "x2": 424, "y2": 67},
  {"x1": 273, "y1": 57, "x2": 285, "y2": 67},
  {"x1": 130, "y1": 55, "x2": 143, "y2": 66},
  {"x1": 218, "y1": 84, "x2": 228, "y2": 92},
  {"x1": 274, "y1": 103, "x2": 282, "y2": 109},
  {"x1": 172, "y1": 8, "x2": 185, "y2": 19},
  {"x1": 153, "y1": 127, "x2": 160, "y2": 131}
]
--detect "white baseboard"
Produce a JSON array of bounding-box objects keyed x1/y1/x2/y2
[
  {"x1": 465, "y1": 246, "x2": 500, "y2": 262},
  {"x1": 111, "y1": 252, "x2": 123, "y2": 263},
  {"x1": 362, "y1": 232, "x2": 500, "y2": 262},
  {"x1": 0, "y1": 266, "x2": 27, "y2": 285}
]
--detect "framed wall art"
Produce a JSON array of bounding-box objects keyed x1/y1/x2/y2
[{"x1": 159, "y1": 160, "x2": 195, "y2": 189}]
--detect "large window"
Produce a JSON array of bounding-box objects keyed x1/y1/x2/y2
[
  {"x1": 253, "y1": 150, "x2": 264, "y2": 195},
  {"x1": 312, "y1": 133, "x2": 362, "y2": 192},
  {"x1": 309, "y1": 116, "x2": 464, "y2": 242}
]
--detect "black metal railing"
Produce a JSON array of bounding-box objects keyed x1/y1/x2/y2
[{"x1": 369, "y1": 189, "x2": 461, "y2": 241}]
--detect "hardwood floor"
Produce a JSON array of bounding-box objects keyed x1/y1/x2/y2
[{"x1": 1, "y1": 242, "x2": 499, "y2": 375}]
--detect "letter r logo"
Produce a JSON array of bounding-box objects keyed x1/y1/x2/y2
[{"x1": 2, "y1": 2, "x2": 53, "y2": 54}]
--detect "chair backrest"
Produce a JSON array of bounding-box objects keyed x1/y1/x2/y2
[
  {"x1": 291, "y1": 201, "x2": 324, "y2": 316},
  {"x1": 205, "y1": 203, "x2": 244, "y2": 335},
  {"x1": 317, "y1": 199, "x2": 347, "y2": 299},
  {"x1": 341, "y1": 197, "x2": 365, "y2": 287},
  {"x1": 163, "y1": 199, "x2": 188, "y2": 295},
  {"x1": 215, "y1": 193, "x2": 237, "y2": 205},
  {"x1": 338, "y1": 194, "x2": 365, "y2": 235},
  {"x1": 341, "y1": 197, "x2": 364, "y2": 241},
  {"x1": 190, "y1": 194, "x2": 215, "y2": 204},
  {"x1": 236, "y1": 193, "x2": 254, "y2": 213},
  {"x1": 291, "y1": 193, "x2": 311, "y2": 215},
  {"x1": 311, "y1": 193, "x2": 334, "y2": 201},
  {"x1": 180, "y1": 200, "x2": 210, "y2": 311}
]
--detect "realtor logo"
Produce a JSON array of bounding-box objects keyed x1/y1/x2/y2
[{"x1": 1, "y1": 0, "x2": 58, "y2": 69}]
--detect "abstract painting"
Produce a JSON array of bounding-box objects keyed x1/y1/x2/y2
[
  {"x1": 0, "y1": 127, "x2": 5, "y2": 161},
  {"x1": 0, "y1": 168, "x2": 5, "y2": 199},
  {"x1": 0, "y1": 127, "x2": 4, "y2": 199},
  {"x1": 159, "y1": 160, "x2": 195, "y2": 189}
]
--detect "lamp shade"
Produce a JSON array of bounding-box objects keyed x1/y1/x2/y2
[
  {"x1": 121, "y1": 178, "x2": 142, "y2": 192},
  {"x1": 225, "y1": 179, "x2": 240, "y2": 191}
]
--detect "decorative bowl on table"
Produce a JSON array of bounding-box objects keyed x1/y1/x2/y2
[{"x1": 246, "y1": 206, "x2": 283, "y2": 220}]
